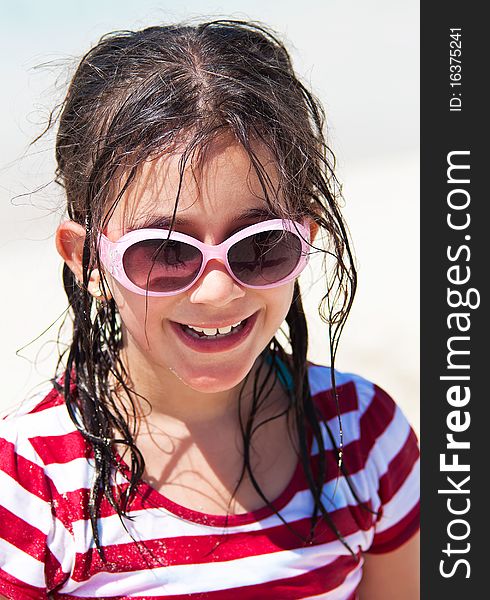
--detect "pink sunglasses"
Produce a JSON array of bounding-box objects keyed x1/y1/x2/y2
[{"x1": 98, "y1": 219, "x2": 311, "y2": 296}]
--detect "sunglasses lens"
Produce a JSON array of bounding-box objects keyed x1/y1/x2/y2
[
  {"x1": 123, "y1": 239, "x2": 202, "y2": 292},
  {"x1": 120, "y1": 227, "x2": 304, "y2": 294},
  {"x1": 228, "y1": 230, "x2": 303, "y2": 286}
]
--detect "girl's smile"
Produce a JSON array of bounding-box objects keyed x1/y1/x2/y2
[{"x1": 169, "y1": 309, "x2": 259, "y2": 353}]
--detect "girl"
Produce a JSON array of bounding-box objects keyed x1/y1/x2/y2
[{"x1": 0, "y1": 20, "x2": 419, "y2": 599}]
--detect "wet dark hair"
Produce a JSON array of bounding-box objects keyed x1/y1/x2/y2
[{"x1": 50, "y1": 19, "x2": 361, "y2": 555}]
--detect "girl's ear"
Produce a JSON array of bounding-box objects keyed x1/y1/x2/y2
[
  {"x1": 308, "y1": 219, "x2": 319, "y2": 243},
  {"x1": 55, "y1": 220, "x2": 86, "y2": 282},
  {"x1": 55, "y1": 220, "x2": 106, "y2": 297}
]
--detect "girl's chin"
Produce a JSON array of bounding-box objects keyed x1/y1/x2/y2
[{"x1": 168, "y1": 360, "x2": 252, "y2": 393}]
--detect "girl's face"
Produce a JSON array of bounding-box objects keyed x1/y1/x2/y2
[{"x1": 104, "y1": 134, "x2": 316, "y2": 395}]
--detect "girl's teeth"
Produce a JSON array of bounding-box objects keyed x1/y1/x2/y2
[
  {"x1": 187, "y1": 321, "x2": 243, "y2": 335},
  {"x1": 183, "y1": 319, "x2": 245, "y2": 338},
  {"x1": 218, "y1": 325, "x2": 232, "y2": 334},
  {"x1": 203, "y1": 328, "x2": 218, "y2": 335}
]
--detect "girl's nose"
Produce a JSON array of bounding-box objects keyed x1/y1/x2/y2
[{"x1": 188, "y1": 259, "x2": 245, "y2": 306}]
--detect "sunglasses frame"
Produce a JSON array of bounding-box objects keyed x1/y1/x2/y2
[{"x1": 98, "y1": 219, "x2": 311, "y2": 296}]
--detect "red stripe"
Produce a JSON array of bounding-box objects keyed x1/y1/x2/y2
[
  {"x1": 0, "y1": 509, "x2": 67, "y2": 590},
  {"x1": 368, "y1": 501, "x2": 420, "y2": 554},
  {"x1": 0, "y1": 507, "x2": 67, "y2": 591},
  {"x1": 0, "y1": 506, "x2": 48, "y2": 561},
  {"x1": 0, "y1": 568, "x2": 47, "y2": 600},
  {"x1": 0, "y1": 438, "x2": 51, "y2": 502},
  {"x1": 309, "y1": 438, "x2": 370, "y2": 480},
  {"x1": 357, "y1": 385, "x2": 397, "y2": 459},
  {"x1": 28, "y1": 386, "x2": 65, "y2": 414},
  {"x1": 70, "y1": 503, "x2": 372, "y2": 580},
  {"x1": 27, "y1": 375, "x2": 78, "y2": 416},
  {"x1": 46, "y1": 482, "x2": 159, "y2": 531},
  {"x1": 306, "y1": 432, "x2": 407, "y2": 489},
  {"x1": 29, "y1": 430, "x2": 94, "y2": 465},
  {"x1": 45, "y1": 547, "x2": 68, "y2": 591},
  {"x1": 377, "y1": 429, "x2": 419, "y2": 504},
  {"x1": 0, "y1": 496, "x2": 69, "y2": 591},
  {"x1": 311, "y1": 380, "x2": 359, "y2": 421}
]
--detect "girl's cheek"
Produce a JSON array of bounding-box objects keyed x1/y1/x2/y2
[{"x1": 108, "y1": 278, "x2": 147, "y2": 316}]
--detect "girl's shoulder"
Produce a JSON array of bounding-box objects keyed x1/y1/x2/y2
[
  {"x1": 306, "y1": 360, "x2": 420, "y2": 487},
  {"x1": 0, "y1": 385, "x2": 80, "y2": 596},
  {"x1": 3, "y1": 382, "x2": 66, "y2": 417},
  {"x1": 0, "y1": 383, "x2": 91, "y2": 504},
  {"x1": 0, "y1": 383, "x2": 83, "y2": 464},
  {"x1": 274, "y1": 355, "x2": 419, "y2": 465},
  {"x1": 305, "y1": 361, "x2": 420, "y2": 554}
]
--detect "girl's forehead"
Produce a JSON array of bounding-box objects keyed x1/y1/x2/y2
[{"x1": 110, "y1": 135, "x2": 282, "y2": 231}]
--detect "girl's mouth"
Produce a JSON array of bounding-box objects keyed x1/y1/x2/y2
[{"x1": 169, "y1": 312, "x2": 259, "y2": 353}]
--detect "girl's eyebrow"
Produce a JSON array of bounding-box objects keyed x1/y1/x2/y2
[{"x1": 127, "y1": 207, "x2": 279, "y2": 232}]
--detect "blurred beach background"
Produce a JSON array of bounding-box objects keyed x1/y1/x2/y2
[{"x1": 0, "y1": 0, "x2": 419, "y2": 434}]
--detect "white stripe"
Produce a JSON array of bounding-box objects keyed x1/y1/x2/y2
[
  {"x1": 71, "y1": 505, "x2": 277, "y2": 551},
  {"x1": 310, "y1": 411, "x2": 361, "y2": 455},
  {"x1": 0, "y1": 537, "x2": 46, "y2": 588},
  {"x1": 61, "y1": 532, "x2": 363, "y2": 596},
  {"x1": 308, "y1": 366, "x2": 371, "y2": 397},
  {"x1": 351, "y1": 376, "x2": 377, "y2": 416},
  {"x1": 307, "y1": 365, "x2": 334, "y2": 395},
  {"x1": 1, "y1": 405, "x2": 124, "y2": 496},
  {"x1": 44, "y1": 456, "x2": 127, "y2": 495},
  {"x1": 368, "y1": 406, "x2": 412, "y2": 476},
  {"x1": 1, "y1": 402, "x2": 76, "y2": 441},
  {"x1": 47, "y1": 517, "x2": 76, "y2": 576},
  {"x1": 0, "y1": 470, "x2": 52, "y2": 535},
  {"x1": 43, "y1": 457, "x2": 95, "y2": 493},
  {"x1": 0, "y1": 425, "x2": 46, "y2": 468},
  {"x1": 374, "y1": 459, "x2": 420, "y2": 534}
]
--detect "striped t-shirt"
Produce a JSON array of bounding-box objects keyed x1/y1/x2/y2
[{"x1": 0, "y1": 364, "x2": 419, "y2": 599}]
